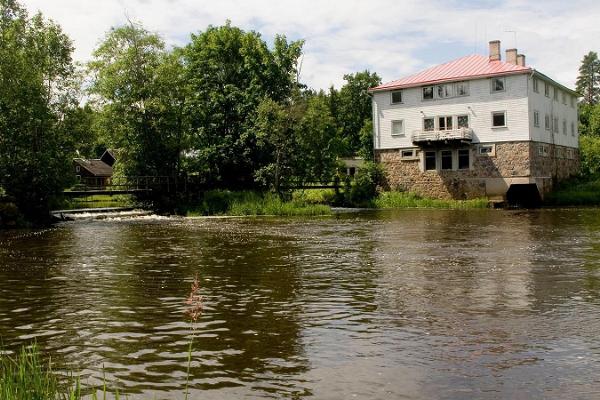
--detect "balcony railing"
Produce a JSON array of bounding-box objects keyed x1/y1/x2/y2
[{"x1": 411, "y1": 128, "x2": 473, "y2": 145}]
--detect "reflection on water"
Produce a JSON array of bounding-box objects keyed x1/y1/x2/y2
[{"x1": 2, "y1": 209, "x2": 600, "y2": 398}]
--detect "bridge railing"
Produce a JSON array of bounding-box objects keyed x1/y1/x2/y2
[{"x1": 72, "y1": 176, "x2": 175, "y2": 193}]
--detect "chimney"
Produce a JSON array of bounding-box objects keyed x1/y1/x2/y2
[
  {"x1": 506, "y1": 48, "x2": 518, "y2": 65},
  {"x1": 489, "y1": 40, "x2": 501, "y2": 61},
  {"x1": 516, "y1": 54, "x2": 526, "y2": 67}
]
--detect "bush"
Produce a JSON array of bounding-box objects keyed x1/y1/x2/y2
[
  {"x1": 0, "y1": 202, "x2": 23, "y2": 228},
  {"x1": 580, "y1": 135, "x2": 600, "y2": 176},
  {"x1": 347, "y1": 161, "x2": 385, "y2": 206},
  {"x1": 545, "y1": 174, "x2": 600, "y2": 206}
]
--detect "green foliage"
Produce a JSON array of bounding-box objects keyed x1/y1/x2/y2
[
  {"x1": 576, "y1": 51, "x2": 600, "y2": 105},
  {"x1": 88, "y1": 23, "x2": 187, "y2": 178},
  {"x1": 0, "y1": 343, "x2": 125, "y2": 400},
  {"x1": 0, "y1": 201, "x2": 23, "y2": 227},
  {"x1": 50, "y1": 194, "x2": 136, "y2": 210},
  {"x1": 358, "y1": 120, "x2": 374, "y2": 161},
  {"x1": 0, "y1": 0, "x2": 78, "y2": 222},
  {"x1": 347, "y1": 161, "x2": 385, "y2": 206},
  {"x1": 292, "y1": 189, "x2": 336, "y2": 205},
  {"x1": 579, "y1": 135, "x2": 600, "y2": 175},
  {"x1": 185, "y1": 190, "x2": 331, "y2": 216},
  {"x1": 579, "y1": 103, "x2": 600, "y2": 136},
  {"x1": 296, "y1": 93, "x2": 342, "y2": 184},
  {"x1": 329, "y1": 70, "x2": 381, "y2": 156},
  {"x1": 183, "y1": 23, "x2": 304, "y2": 187},
  {"x1": 374, "y1": 191, "x2": 489, "y2": 209},
  {"x1": 545, "y1": 174, "x2": 600, "y2": 206},
  {"x1": 254, "y1": 98, "x2": 303, "y2": 191}
]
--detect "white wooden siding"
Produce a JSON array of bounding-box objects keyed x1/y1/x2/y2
[
  {"x1": 373, "y1": 74, "x2": 530, "y2": 149},
  {"x1": 527, "y1": 75, "x2": 578, "y2": 148}
]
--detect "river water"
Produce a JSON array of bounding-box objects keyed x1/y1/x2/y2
[{"x1": 1, "y1": 209, "x2": 600, "y2": 399}]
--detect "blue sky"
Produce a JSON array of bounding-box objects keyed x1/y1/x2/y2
[{"x1": 21, "y1": 0, "x2": 600, "y2": 90}]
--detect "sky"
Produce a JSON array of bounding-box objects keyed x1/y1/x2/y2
[{"x1": 20, "y1": 0, "x2": 600, "y2": 90}]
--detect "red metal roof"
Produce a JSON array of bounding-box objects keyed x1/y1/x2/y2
[{"x1": 370, "y1": 54, "x2": 531, "y2": 92}]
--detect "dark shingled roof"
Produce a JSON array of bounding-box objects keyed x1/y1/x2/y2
[{"x1": 74, "y1": 159, "x2": 113, "y2": 177}]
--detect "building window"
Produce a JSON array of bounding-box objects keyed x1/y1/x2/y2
[
  {"x1": 562, "y1": 92, "x2": 567, "y2": 105},
  {"x1": 563, "y1": 119, "x2": 567, "y2": 135},
  {"x1": 391, "y1": 90, "x2": 402, "y2": 104},
  {"x1": 457, "y1": 115, "x2": 469, "y2": 129},
  {"x1": 479, "y1": 144, "x2": 495, "y2": 156},
  {"x1": 458, "y1": 149, "x2": 470, "y2": 169},
  {"x1": 571, "y1": 121, "x2": 576, "y2": 136},
  {"x1": 75, "y1": 166, "x2": 80, "y2": 172},
  {"x1": 425, "y1": 151, "x2": 436, "y2": 171},
  {"x1": 423, "y1": 86, "x2": 434, "y2": 100},
  {"x1": 544, "y1": 82, "x2": 550, "y2": 97},
  {"x1": 423, "y1": 117, "x2": 435, "y2": 131},
  {"x1": 491, "y1": 77, "x2": 505, "y2": 92},
  {"x1": 555, "y1": 147, "x2": 563, "y2": 158},
  {"x1": 492, "y1": 111, "x2": 506, "y2": 128},
  {"x1": 553, "y1": 117, "x2": 559, "y2": 133},
  {"x1": 533, "y1": 110, "x2": 540, "y2": 128},
  {"x1": 401, "y1": 149, "x2": 415, "y2": 159},
  {"x1": 545, "y1": 114, "x2": 550, "y2": 131},
  {"x1": 441, "y1": 150, "x2": 453, "y2": 170},
  {"x1": 391, "y1": 120, "x2": 404, "y2": 136},
  {"x1": 566, "y1": 148, "x2": 574, "y2": 159},
  {"x1": 537, "y1": 144, "x2": 549, "y2": 157},
  {"x1": 533, "y1": 77, "x2": 539, "y2": 93},
  {"x1": 437, "y1": 84, "x2": 453, "y2": 98},
  {"x1": 438, "y1": 116, "x2": 453, "y2": 131},
  {"x1": 554, "y1": 87, "x2": 559, "y2": 101},
  {"x1": 456, "y1": 81, "x2": 469, "y2": 96}
]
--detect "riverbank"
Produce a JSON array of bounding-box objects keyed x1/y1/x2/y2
[
  {"x1": 544, "y1": 174, "x2": 600, "y2": 206},
  {"x1": 182, "y1": 189, "x2": 489, "y2": 217}
]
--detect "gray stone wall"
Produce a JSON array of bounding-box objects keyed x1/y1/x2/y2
[{"x1": 375, "y1": 141, "x2": 580, "y2": 200}]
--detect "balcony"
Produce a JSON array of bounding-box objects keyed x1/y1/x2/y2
[{"x1": 411, "y1": 128, "x2": 473, "y2": 146}]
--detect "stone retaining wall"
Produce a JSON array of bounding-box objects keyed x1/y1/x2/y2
[{"x1": 375, "y1": 141, "x2": 580, "y2": 200}]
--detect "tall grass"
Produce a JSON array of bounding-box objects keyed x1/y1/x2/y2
[
  {"x1": 545, "y1": 174, "x2": 600, "y2": 206},
  {"x1": 186, "y1": 190, "x2": 331, "y2": 217},
  {"x1": 0, "y1": 343, "x2": 127, "y2": 400},
  {"x1": 373, "y1": 191, "x2": 489, "y2": 209},
  {"x1": 51, "y1": 195, "x2": 137, "y2": 210}
]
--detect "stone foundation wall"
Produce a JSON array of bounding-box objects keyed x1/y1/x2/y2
[{"x1": 375, "y1": 141, "x2": 580, "y2": 200}]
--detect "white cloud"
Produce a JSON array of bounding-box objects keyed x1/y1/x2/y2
[{"x1": 20, "y1": 0, "x2": 600, "y2": 89}]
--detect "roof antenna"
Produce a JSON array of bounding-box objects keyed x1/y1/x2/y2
[
  {"x1": 504, "y1": 30, "x2": 517, "y2": 48},
  {"x1": 473, "y1": 23, "x2": 477, "y2": 54}
]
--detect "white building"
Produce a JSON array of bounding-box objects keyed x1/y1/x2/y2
[{"x1": 369, "y1": 40, "x2": 579, "y2": 203}]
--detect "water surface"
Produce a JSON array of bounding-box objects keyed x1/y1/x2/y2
[{"x1": 1, "y1": 209, "x2": 600, "y2": 399}]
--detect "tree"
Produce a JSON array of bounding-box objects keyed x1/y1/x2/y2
[
  {"x1": 576, "y1": 51, "x2": 600, "y2": 105},
  {"x1": 296, "y1": 93, "x2": 341, "y2": 184},
  {"x1": 0, "y1": 0, "x2": 77, "y2": 221},
  {"x1": 254, "y1": 98, "x2": 303, "y2": 192},
  {"x1": 331, "y1": 70, "x2": 381, "y2": 156},
  {"x1": 88, "y1": 22, "x2": 187, "y2": 178},
  {"x1": 183, "y1": 23, "x2": 303, "y2": 188}
]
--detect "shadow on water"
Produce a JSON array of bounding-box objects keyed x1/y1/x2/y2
[{"x1": 2, "y1": 209, "x2": 600, "y2": 398}]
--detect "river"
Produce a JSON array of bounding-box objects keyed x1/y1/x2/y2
[{"x1": 1, "y1": 209, "x2": 600, "y2": 399}]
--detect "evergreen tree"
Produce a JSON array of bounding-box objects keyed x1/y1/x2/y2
[{"x1": 576, "y1": 51, "x2": 600, "y2": 105}]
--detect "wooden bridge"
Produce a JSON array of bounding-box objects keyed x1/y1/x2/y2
[{"x1": 64, "y1": 176, "x2": 177, "y2": 197}]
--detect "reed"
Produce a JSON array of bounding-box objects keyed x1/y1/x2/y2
[
  {"x1": 0, "y1": 343, "x2": 124, "y2": 400},
  {"x1": 373, "y1": 191, "x2": 489, "y2": 209},
  {"x1": 185, "y1": 190, "x2": 331, "y2": 216}
]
